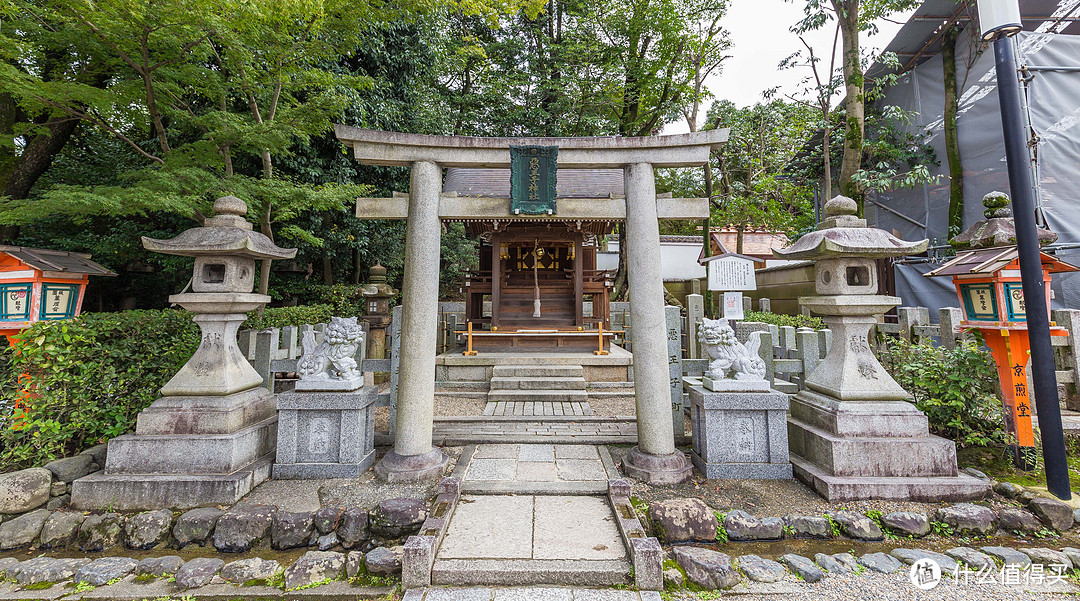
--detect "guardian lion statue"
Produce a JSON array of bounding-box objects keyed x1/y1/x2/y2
[
  {"x1": 698, "y1": 317, "x2": 767, "y2": 381},
  {"x1": 297, "y1": 316, "x2": 364, "y2": 383}
]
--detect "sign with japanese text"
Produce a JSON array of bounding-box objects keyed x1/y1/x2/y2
[
  {"x1": 0, "y1": 284, "x2": 31, "y2": 321},
  {"x1": 509, "y1": 145, "x2": 558, "y2": 215},
  {"x1": 40, "y1": 284, "x2": 78, "y2": 320},
  {"x1": 723, "y1": 291, "x2": 744, "y2": 320},
  {"x1": 1004, "y1": 282, "x2": 1027, "y2": 322},
  {"x1": 959, "y1": 283, "x2": 999, "y2": 321},
  {"x1": 707, "y1": 256, "x2": 756, "y2": 291}
]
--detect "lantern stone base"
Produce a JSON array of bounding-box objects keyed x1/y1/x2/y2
[
  {"x1": 71, "y1": 415, "x2": 277, "y2": 510},
  {"x1": 688, "y1": 386, "x2": 792, "y2": 480},
  {"x1": 71, "y1": 451, "x2": 275, "y2": 511},
  {"x1": 787, "y1": 390, "x2": 991, "y2": 501},
  {"x1": 273, "y1": 386, "x2": 377, "y2": 479}
]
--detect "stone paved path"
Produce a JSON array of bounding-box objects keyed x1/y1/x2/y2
[
  {"x1": 483, "y1": 400, "x2": 593, "y2": 416},
  {"x1": 403, "y1": 588, "x2": 661, "y2": 601},
  {"x1": 454, "y1": 444, "x2": 617, "y2": 494},
  {"x1": 433, "y1": 444, "x2": 630, "y2": 586},
  {"x1": 432, "y1": 417, "x2": 636, "y2": 445}
]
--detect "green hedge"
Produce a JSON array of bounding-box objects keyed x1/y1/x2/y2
[
  {"x1": 1, "y1": 310, "x2": 200, "y2": 471},
  {"x1": 241, "y1": 304, "x2": 336, "y2": 330},
  {"x1": 743, "y1": 310, "x2": 826, "y2": 330},
  {"x1": 879, "y1": 335, "x2": 1011, "y2": 448}
]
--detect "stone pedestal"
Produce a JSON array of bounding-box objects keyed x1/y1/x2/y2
[
  {"x1": 273, "y1": 386, "x2": 377, "y2": 479},
  {"x1": 787, "y1": 390, "x2": 990, "y2": 501},
  {"x1": 689, "y1": 386, "x2": 792, "y2": 479},
  {"x1": 72, "y1": 297, "x2": 279, "y2": 511}
]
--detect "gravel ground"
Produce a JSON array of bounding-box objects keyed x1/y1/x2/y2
[
  {"x1": 317, "y1": 445, "x2": 464, "y2": 508},
  {"x1": 667, "y1": 571, "x2": 1078, "y2": 600},
  {"x1": 587, "y1": 395, "x2": 637, "y2": 418}
]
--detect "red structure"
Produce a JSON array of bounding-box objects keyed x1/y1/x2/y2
[
  {"x1": 928, "y1": 246, "x2": 1076, "y2": 456},
  {"x1": 0, "y1": 245, "x2": 114, "y2": 344}
]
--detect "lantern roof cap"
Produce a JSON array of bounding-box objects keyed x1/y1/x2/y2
[
  {"x1": 0, "y1": 245, "x2": 115, "y2": 276},
  {"x1": 925, "y1": 246, "x2": 1079, "y2": 277},
  {"x1": 773, "y1": 195, "x2": 928, "y2": 260},
  {"x1": 950, "y1": 191, "x2": 1058, "y2": 250},
  {"x1": 142, "y1": 196, "x2": 297, "y2": 260}
]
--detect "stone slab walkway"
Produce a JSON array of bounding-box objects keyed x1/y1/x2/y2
[
  {"x1": 433, "y1": 495, "x2": 629, "y2": 586},
  {"x1": 432, "y1": 417, "x2": 636, "y2": 446},
  {"x1": 403, "y1": 588, "x2": 660, "y2": 601},
  {"x1": 484, "y1": 401, "x2": 593, "y2": 416},
  {"x1": 453, "y1": 444, "x2": 617, "y2": 494}
]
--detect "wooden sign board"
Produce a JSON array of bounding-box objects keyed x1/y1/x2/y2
[{"x1": 708, "y1": 255, "x2": 756, "y2": 291}]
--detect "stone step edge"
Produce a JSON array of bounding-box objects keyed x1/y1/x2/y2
[
  {"x1": 434, "y1": 415, "x2": 635, "y2": 423},
  {"x1": 430, "y1": 558, "x2": 631, "y2": 587}
]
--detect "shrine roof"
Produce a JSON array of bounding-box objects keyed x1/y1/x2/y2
[
  {"x1": 0, "y1": 245, "x2": 115, "y2": 276},
  {"x1": 925, "y1": 247, "x2": 1079, "y2": 277},
  {"x1": 444, "y1": 168, "x2": 623, "y2": 198}
]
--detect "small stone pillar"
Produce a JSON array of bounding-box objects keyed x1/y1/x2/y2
[
  {"x1": 72, "y1": 196, "x2": 297, "y2": 510},
  {"x1": 374, "y1": 160, "x2": 448, "y2": 482},
  {"x1": 274, "y1": 317, "x2": 377, "y2": 478},
  {"x1": 620, "y1": 162, "x2": 692, "y2": 484},
  {"x1": 775, "y1": 196, "x2": 990, "y2": 501}
]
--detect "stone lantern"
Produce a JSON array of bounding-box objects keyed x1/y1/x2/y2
[
  {"x1": 775, "y1": 196, "x2": 990, "y2": 501},
  {"x1": 72, "y1": 196, "x2": 297, "y2": 511},
  {"x1": 361, "y1": 263, "x2": 397, "y2": 362}
]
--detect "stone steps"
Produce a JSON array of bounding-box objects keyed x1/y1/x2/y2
[
  {"x1": 487, "y1": 389, "x2": 589, "y2": 403},
  {"x1": 492, "y1": 365, "x2": 584, "y2": 378},
  {"x1": 490, "y1": 376, "x2": 586, "y2": 390}
]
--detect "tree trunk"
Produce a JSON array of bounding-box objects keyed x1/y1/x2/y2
[
  {"x1": 942, "y1": 24, "x2": 964, "y2": 238},
  {"x1": 322, "y1": 255, "x2": 333, "y2": 285},
  {"x1": 822, "y1": 121, "x2": 832, "y2": 201},
  {"x1": 834, "y1": 0, "x2": 864, "y2": 205}
]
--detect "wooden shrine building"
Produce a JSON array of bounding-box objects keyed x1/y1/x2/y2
[{"x1": 446, "y1": 168, "x2": 618, "y2": 350}]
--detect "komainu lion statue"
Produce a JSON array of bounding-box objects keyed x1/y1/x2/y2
[
  {"x1": 297, "y1": 316, "x2": 364, "y2": 382},
  {"x1": 698, "y1": 317, "x2": 767, "y2": 381}
]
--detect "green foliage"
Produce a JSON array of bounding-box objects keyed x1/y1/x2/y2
[
  {"x1": 929, "y1": 520, "x2": 954, "y2": 537},
  {"x1": 878, "y1": 337, "x2": 1011, "y2": 448},
  {"x1": 241, "y1": 304, "x2": 337, "y2": 330},
  {"x1": 743, "y1": 310, "x2": 826, "y2": 330},
  {"x1": 714, "y1": 510, "x2": 728, "y2": 544},
  {"x1": 0, "y1": 310, "x2": 199, "y2": 471}
]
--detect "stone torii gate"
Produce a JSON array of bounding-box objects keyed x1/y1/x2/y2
[{"x1": 335, "y1": 127, "x2": 729, "y2": 484}]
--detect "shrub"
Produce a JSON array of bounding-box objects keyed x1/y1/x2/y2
[
  {"x1": 743, "y1": 310, "x2": 826, "y2": 331},
  {"x1": 0, "y1": 310, "x2": 200, "y2": 471},
  {"x1": 878, "y1": 336, "x2": 1011, "y2": 448},
  {"x1": 241, "y1": 304, "x2": 336, "y2": 330}
]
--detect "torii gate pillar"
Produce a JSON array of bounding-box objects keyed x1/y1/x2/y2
[{"x1": 335, "y1": 127, "x2": 728, "y2": 484}]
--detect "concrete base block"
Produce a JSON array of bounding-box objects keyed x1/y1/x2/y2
[
  {"x1": 791, "y1": 455, "x2": 991, "y2": 502},
  {"x1": 103, "y1": 416, "x2": 277, "y2": 475},
  {"x1": 690, "y1": 453, "x2": 793, "y2": 480},
  {"x1": 786, "y1": 389, "x2": 991, "y2": 501},
  {"x1": 788, "y1": 418, "x2": 960, "y2": 478},
  {"x1": 135, "y1": 388, "x2": 275, "y2": 435},
  {"x1": 375, "y1": 449, "x2": 449, "y2": 483},
  {"x1": 273, "y1": 387, "x2": 377, "y2": 479},
  {"x1": 621, "y1": 447, "x2": 692, "y2": 485},
  {"x1": 689, "y1": 386, "x2": 791, "y2": 480},
  {"x1": 71, "y1": 454, "x2": 273, "y2": 511},
  {"x1": 272, "y1": 449, "x2": 375, "y2": 479}
]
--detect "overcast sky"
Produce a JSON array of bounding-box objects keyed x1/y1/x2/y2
[{"x1": 664, "y1": 0, "x2": 916, "y2": 133}]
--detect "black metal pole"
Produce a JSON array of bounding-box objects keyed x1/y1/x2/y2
[{"x1": 994, "y1": 36, "x2": 1072, "y2": 499}]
